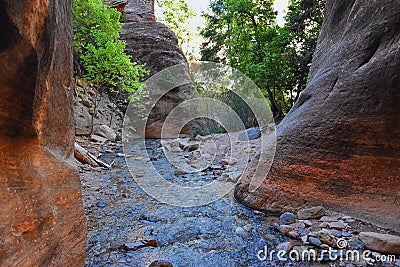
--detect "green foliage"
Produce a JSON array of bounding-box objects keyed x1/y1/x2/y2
[
  {"x1": 73, "y1": 0, "x2": 148, "y2": 96},
  {"x1": 286, "y1": 0, "x2": 325, "y2": 97},
  {"x1": 158, "y1": 0, "x2": 196, "y2": 58},
  {"x1": 200, "y1": 0, "x2": 325, "y2": 121}
]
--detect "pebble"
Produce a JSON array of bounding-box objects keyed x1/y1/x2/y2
[
  {"x1": 303, "y1": 220, "x2": 313, "y2": 227},
  {"x1": 349, "y1": 241, "x2": 364, "y2": 250},
  {"x1": 96, "y1": 201, "x2": 105, "y2": 208},
  {"x1": 253, "y1": 210, "x2": 264, "y2": 215},
  {"x1": 235, "y1": 226, "x2": 248, "y2": 235},
  {"x1": 308, "y1": 236, "x2": 322, "y2": 246},
  {"x1": 149, "y1": 260, "x2": 173, "y2": 267},
  {"x1": 328, "y1": 221, "x2": 347, "y2": 230},
  {"x1": 301, "y1": 235, "x2": 308, "y2": 244},
  {"x1": 288, "y1": 231, "x2": 299, "y2": 239},
  {"x1": 329, "y1": 229, "x2": 343, "y2": 237},
  {"x1": 292, "y1": 245, "x2": 308, "y2": 254},
  {"x1": 276, "y1": 241, "x2": 294, "y2": 253},
  {"x1": 280, "y1": 212, "x2": 296, "y2": 225},
  {"x1": 297, "y1": 206, "x2": 326, "y2": 220},
  {"x1": 298, "y1": 229, "x2": 309, "y2": 237},
  {"x1": 279, "y1": 225, "x2": 294, "y2": 235},
  {"x1": 320, "y1": 216, "x2": 339, "y2": 222},
  {"x1": 318, "y1": 230, "x2": 337, "y2": 247},
  {"x1": 342, "y1": 232, "x2": 352, "y2": 237},
  {"x1": 319, "y1": 222, "x2": 328, "y2": 228},
  {"x1": 295, "y1": 221, "x2": 306, "y2": 230}
]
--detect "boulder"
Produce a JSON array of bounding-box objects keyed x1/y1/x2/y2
[
  {"x1": 235, "y1": 0, "x2": 400, "y2": 230},
  {"x1": 238, "y1": 127, "x2": 261, "y2": 141},
  {"x1": 0, "y1": 0, "x2": 86, "y2": 266},
  {"x1": 94, "y1": 124, "x2": 117, "y2": 141},
  {"x1": 359, "y1": 232, "x2": 400, "y2": 254},
  {"x1": 120, "y1": 1, "x2": 200, "y2": 138}
]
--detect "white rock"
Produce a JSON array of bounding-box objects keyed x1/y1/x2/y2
[{"x1": 94, "y1": 124, "x2": 117, "y2": 141}]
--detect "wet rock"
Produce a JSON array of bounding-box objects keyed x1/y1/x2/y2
[
  {"x1": 94, "y1": 124, "x2": 117, "y2": 141},
  {"x1": 280, "y1": 212, "x2": 296, "y2": 225},
  {"x1": 149, "y1": 261, "x2": 173, "y2": 267},
  {"x1": 359, "y1": 232, "x2": 400, "y2": 254},
  {"x1": 297, "y1": 206, "x2": 325, "y2": 220}
]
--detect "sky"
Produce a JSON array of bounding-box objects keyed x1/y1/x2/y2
[{"x1": 185, "y1": 0, "x2": 290, "y2": 28}]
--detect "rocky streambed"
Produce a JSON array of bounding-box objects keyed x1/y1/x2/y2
[{"x1": 78, "y1": 135, "x2": 400, "y2": 267}]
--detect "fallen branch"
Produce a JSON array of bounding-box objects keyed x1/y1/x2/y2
[{"x1": 74, "y1": 142, "x2": 112, "y2": 168}]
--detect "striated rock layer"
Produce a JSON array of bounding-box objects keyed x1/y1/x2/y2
[
  {"x1": 0, "y1": 0, "x2": 86, "y2": 265},
  {"x1": 121, "y1": 1, "x2": 198, "y2": 138},
  {"x1": 235, "y1": 0, "x2": 400, "y2": 231}
]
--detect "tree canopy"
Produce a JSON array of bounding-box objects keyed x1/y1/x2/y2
[
  {"x1": 158, "y1": 0, "x2": 196, "y2": 58},
  {"x1": 200, "y1": 0, "x2": 325, "y2": 121}
]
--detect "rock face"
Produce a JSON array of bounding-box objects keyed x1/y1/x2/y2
[
  {"x1": 0, "y1": 0, "x2": 86, "y2": 266},
  {"x1": 121, "y1": 1, "x2": 198, "y2": 138},
  {"x1": 235, "y1": 0, "x2": 400, "y2": 230}
]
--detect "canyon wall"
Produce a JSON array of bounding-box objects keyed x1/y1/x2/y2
[
  {"x1": 235, "y1": 0, "x2": 400, "y2": 230},
  {"x1": 0, "y1": 0, "x2": 86, "y2": 265}
]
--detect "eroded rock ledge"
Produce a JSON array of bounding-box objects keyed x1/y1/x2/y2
[
  {"x1": 0, "y1": 0, "x2": 86, "y2": 265},
  {"x1": 235, "y1": 0, "x2": 400, "y2": 231}
]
